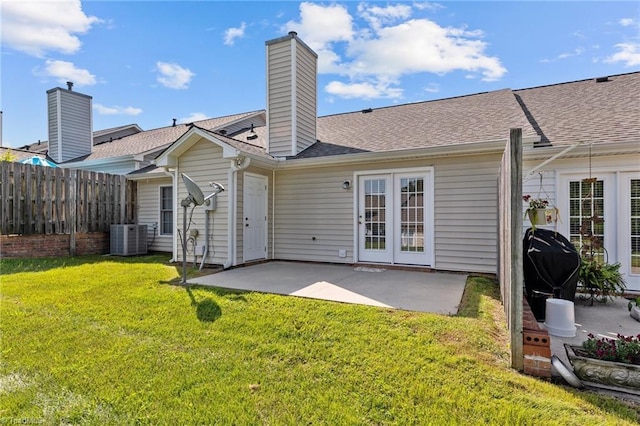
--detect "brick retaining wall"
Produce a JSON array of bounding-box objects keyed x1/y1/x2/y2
[
  {"x1": 522, "y1": 296, "x2": 551, "y2": 378},
  {"x1": 1, "y1": 233, "x2": 110, "y2": 258}
]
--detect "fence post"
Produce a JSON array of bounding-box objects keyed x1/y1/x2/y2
[
  {"x1": 509, "y1": 128, "x2": 524, "y2": 371},
  {"x1": 69, "y1": 169, "x2": 77, "y2": 255}
]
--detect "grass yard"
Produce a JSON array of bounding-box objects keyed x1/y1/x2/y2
[{"x1": 1, "y1": 255, "x2": 638, "y2": 425}]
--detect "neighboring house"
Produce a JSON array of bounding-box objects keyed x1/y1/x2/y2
[{"x1": 7, "y1": 32, "x2": 639, "y2": 291}]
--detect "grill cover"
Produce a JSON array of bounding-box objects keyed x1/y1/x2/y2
[{"x1": 523, "y1": 228, "x2": 580, "y2": 320}]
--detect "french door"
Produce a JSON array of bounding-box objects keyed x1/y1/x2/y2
[
  {"x1": 357, "y1": 169, "x2": 433, "y2": 265},
  {"x1": 558, "y1": 171, "x2": 640, "y2": 291}
]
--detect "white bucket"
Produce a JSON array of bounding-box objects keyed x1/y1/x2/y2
[{"x1": 544, "y1": 299, "x2": 576, "y2": 337}]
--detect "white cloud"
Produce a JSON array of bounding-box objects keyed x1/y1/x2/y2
[
  {"x1": 558, "y1": 47, "x2": 585, "y2": 59},
  {"x1": 285, "y1": 2, "x2": 506, "y2": 101},
  {"x1": 224, "y1": 22, "x2": 246, "y2": 46},
  {"x1": 325, "y1": 80, "x2": 403, "y2": 99},
  {"x1": 155, "y1": 62, "x2": 195, "y2": 89},
  {"x1": 605, "y1": 42, "x2": 640, "y2": 67},
  {"x1": 358, "y1": 3, "x2": 412, "y2": 31},
  {"x1": 180, "y1": 112, "x2": 208, "y2": 123},
  {"x1": 619, "y1": 18, "x2": 635, "y2": 27},
  {"x1": 39, "y1": 60, "x2": 96, "y2": 85},
  {"x1": 1, "y1": 0, "x2": 100, "y2": 57},
  {"x1": 285, "y1": 2, "x2": 353, "y2": 48},
  {"x1": 423, "y1": 83, "x2": 439, "y2": 93},
  {"x1": 94, "y1": 104, "x2": 142, "y2": 116},
  {"x1": 347, "y1": 19, "x2": 506, "y2": 81}
]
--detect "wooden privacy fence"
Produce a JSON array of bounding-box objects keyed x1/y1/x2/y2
[
  {"x1": 497, "y1": 128, "x2": 523, "y2": 371},
  {"x1": 0, "y1": 162, "x2": 137, "y2": 235}
]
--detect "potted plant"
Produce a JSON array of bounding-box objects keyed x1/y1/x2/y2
[
  {"x1": 578, "y1": 257, "x2": 626, "y2": 302},
  {"x1": 629, "y1": 297, "x2": 640, "y2": 322},
  {"x1": 523, "y1": 194, "x2": 557, "y2": 227},
  {"x1": 565, "y1": 333, "x2": 640, "y2": 394}
]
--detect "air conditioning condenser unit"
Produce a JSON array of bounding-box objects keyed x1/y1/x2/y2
[{"x1": 110, "y1": 224, "x2": 148, "y2": 256}]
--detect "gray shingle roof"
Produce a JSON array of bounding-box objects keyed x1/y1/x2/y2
[
  {"x1": 63, "y1": 110, "x2": 264, "y2": 163},
  {"x1": 514, "y1": 72, "x2": 640, "y2": 146},
  {"x1": 15, "y1": 71, "x2": 639, "y2": 168},
  {"x1": 296, "y1": 88, "x2": 536, "y2": 159}
]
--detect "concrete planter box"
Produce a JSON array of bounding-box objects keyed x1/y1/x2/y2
[{"x1": 565, "y1": 344, "x2": 640, "y2": 396}]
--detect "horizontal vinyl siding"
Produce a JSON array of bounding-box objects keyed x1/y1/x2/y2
[
  {"x1": 47, "y1": 92, "x2": 60, "y2": 160},
  {"x1": 267, "y1": 41, "x2": 294, "y2": 157},
  {"x1": 178, "y1": 139, "x2": 229, "y2": 265},
  {"x1": 294, "y1": 46, "x2": 316, "y2": 152},
  {"x1": 434, "y1": 155, "x2": 501, "y2": 273},
  {"x1": 275, "y1": 167, "x2": 354, "y2": 263},
  {"x1": 274, "y1": 154, "x2": 502, "y2": 274},
  {"x1": 137, "y1": 177, "x2": 173, "y2": 253},
  {"x1": 58, "y1": 90, "x2": 92, "y2": 162}
]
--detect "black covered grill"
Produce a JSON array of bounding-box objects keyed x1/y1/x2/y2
[{"x1": 523, "y1": 228, "x2": 581, "y2": 321}]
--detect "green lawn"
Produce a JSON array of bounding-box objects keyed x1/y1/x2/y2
[{"x1": 1, "y1": 255, "x2": 638, "y2": 425}]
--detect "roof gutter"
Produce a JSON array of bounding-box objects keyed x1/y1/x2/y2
[{"x1": 523, "y1": 139, "x2": 640, "y2": 162}]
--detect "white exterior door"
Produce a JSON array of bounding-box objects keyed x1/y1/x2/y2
[
  {"x1": 243, "y1": 174, "x2": 267, "y2": 262},
  {"x1": 357, "y1": 169, "x2": 433, "y2": 265},
  {"x1": 619, "y1": 173, "x2": 640, "y2": 291},
  {"x1": 558, "y1": 171, "x2": 640, "y2": 291},
  {"x1": 358, "y1": 175, "x2": 392, "y2": 263}
]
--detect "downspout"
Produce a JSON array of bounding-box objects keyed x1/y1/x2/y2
[
  {"x1": 200, "y1": 210, "x2": 210, "y2": 270},
  {"x1": 223, "y1": 157, "x2": 251, "y2": 269},
  {"x1": 272, "y1": 169, "x2": 276, "y2": 260},
  {"x1": 162, "y1": 167, "x2": 177, "y2": 263}
]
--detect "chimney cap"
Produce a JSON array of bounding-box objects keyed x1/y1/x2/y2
[
  {"x1": 288, "y1": 31, "x2": 297, "y2": 36},
  {"x1": 66, "y1": 81, "x2": 74, "y2": 91}
]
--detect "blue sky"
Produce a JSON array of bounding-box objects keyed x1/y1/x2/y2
[{"x1": 1, "y1": 1, "x2": 638, "y2": 148}]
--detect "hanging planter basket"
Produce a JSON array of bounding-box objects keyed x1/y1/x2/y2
[{"x1": 527, "y1": 207, "x2": 557, "y2": 226}]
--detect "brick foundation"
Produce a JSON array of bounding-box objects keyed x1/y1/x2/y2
[
  {"x1": 522, "y1": 296, "x2": 552, "y2": 378},
  {"x1": 1, "y1": 233, "x2": 110, "y2": 258}
]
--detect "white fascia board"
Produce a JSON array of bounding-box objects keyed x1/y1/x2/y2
[{"x1": 275, "y1": 138, "x2": 509, "y2": 170}]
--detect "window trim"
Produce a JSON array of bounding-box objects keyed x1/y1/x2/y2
[{"x1": 159, "y1": 185, "x2": 173, "y2": 236}]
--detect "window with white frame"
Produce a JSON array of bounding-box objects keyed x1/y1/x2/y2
[
  {"x1": 569, "y1": 179, "x2": 604, "y2": 260},
  {"x1": 160, "y1": 186, "x2": 173, "y2": 235}
]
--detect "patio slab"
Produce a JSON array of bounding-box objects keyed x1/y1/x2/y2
[{"x1": 189, "y1": 261, "x2": 467, "y2": 315}]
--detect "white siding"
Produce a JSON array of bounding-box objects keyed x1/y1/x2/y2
[
  {"x1": 274, "y1": 154, "x2": 502, "y2": 273},
  {"x1": 137, "y1": 177, "x2": 173, "y2": 253},
  {"x1": 47, "y1": 88, "x2": 92, "y2": 163},
  {"x1": 177, "y1": 138, "x2": 229, "y2": 265},
  {"x1": 294, "y1": 40, "x2": 317, "y2": 153},
  {"x1": 267, "y1": 41, "x2": 293, "y2": 157},
  {"x1": 434, "y1": 156, "x2": 501, "y2": 273},
  {"x1": 275, "y1": 167, "x2": 354, "y2": 263},
  {"x1": 266, "y1": 34, "x2": 317, "y2": 157}
]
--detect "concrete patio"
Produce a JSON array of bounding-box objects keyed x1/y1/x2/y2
[
  {"x1": 189, "y1": 261, "x2": 468, "y2": 315},
  {"x1": 549, "y1": 296, "x2": 639, "y2": 366}
]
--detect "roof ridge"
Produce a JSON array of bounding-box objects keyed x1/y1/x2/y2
[
  {"x1": 513, "y1": 70, "x2": 640, "y2": 93},
  {"x1": 318, "y1": 89, "x2": 514, "y2": 119}
]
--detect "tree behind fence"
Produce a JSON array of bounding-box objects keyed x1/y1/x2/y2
[{"x1": 0, "y1": 162, "x2": 137, "y2": 235}]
